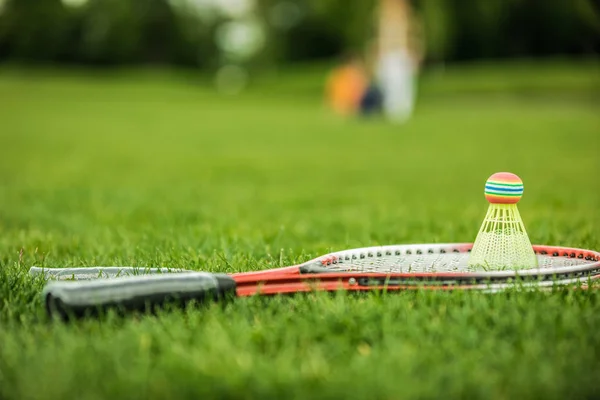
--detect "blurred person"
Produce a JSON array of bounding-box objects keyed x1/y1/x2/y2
[
  {"x1": 375, "y1": 0, "x2": 424, "y2": 123},
  {"x1": 358, "y1": 41, "x2": 385, "y2": 117},
  {"x1": 325, "y1": 53, "x2": 369, "y2": 117},
  {"x1": 358, "y1": 81, "x2": 383, "y2": 116}
]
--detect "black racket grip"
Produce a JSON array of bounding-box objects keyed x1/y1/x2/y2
[{"x1": 42, "y1": 272, "x2": 237, "y2": 319}]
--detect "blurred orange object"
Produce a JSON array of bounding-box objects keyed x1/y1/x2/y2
[{"x1": 325, "y1": 56, "x2": 368, "y2": 116}]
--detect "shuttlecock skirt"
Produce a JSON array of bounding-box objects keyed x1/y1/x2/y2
[{"x1": 468, "y1": 203, "x2": 538, "y2": 270}]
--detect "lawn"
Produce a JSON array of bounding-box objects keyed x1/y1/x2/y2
[{"x1": 0, "y1": 59, "x2": 599, "y2": 399}]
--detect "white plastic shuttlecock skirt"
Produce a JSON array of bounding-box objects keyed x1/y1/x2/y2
[{"x1": 468, "y1": 203, "x2": 538, "y2": 270}]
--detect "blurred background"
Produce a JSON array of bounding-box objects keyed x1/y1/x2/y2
[
  {"x1": 0, "y1": 0, "x2": 599, "y2": 123},
  {"x1": 0, "y1": 0, "x2": 598, "y2": 102},
  {"x1": 0, "y1": 0, "x2": 599, "y2": 258},
  {"x1": 1, "y1": 0, "x2": 599, "y2": 65}
]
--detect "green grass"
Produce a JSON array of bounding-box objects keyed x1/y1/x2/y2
[{"x1": 0, "y1": 59, "x2": 599, "y2": 399}]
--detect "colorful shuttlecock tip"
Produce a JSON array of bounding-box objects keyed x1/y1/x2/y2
[{"x1": 484, "y1": 172, "x2": 523, "y2": 204}]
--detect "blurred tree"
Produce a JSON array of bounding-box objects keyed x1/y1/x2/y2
[
  {"x1": 135, "y1": 0, "x2": 180, "y2": 63},
  {"x1": 255, "y1": 0, "x2": 342, "y2": 66},
  {"x1": 576, "y1": 0, "x2": 600, "y2": 53},
  {"x1": 77, "y1": 0, "x2": 141, "y2": 64},
  {"x1": 416, "y1": 0, "x2": 454, "y2": 63},
  {"x1": 168, "y1": 4, "x2": 218, "y2": 68},
  {"x1": 0, "y1": 0, "x2": 598, "y2": 67},
  {"x1": 309, "y1": 0, "x2": 377, "y2": 54},
  {"x1": 284, "y1": 16, "x2": 343, "y2": 62},
  {"x1": 0, "y1": 0, "x2": 73, "y2": 62},
  {"x1": 133, "y1": 0, "x2": 215, "y2": 67}
]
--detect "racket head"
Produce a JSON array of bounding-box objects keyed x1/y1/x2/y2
[
  {"x1": 234, "y1": 243, "x2": 600, "y2": 295},
  {"x1": 297, "y1": 243, "x2": 600, "y2": 277}
]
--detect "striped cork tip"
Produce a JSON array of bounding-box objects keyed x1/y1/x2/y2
[{"x1": 484, "y1": 172, "x2": 524, "y2": 204}]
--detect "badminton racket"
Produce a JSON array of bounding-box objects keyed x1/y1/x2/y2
[{"x1": 37, "y1": 243, "x2": 600, "y2": 319}]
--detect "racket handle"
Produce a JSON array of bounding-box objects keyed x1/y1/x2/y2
[{"x1": 42, "y1": 272, "x2": 236, "y2": 319}]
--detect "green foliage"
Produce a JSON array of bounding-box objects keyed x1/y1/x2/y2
[
  {"x1": 419, "y1": 0, "x2": 454, "y2": 61},
  {"x1": 308, "y1": 0, "x2": 377, "y2": 53},
  {"x1": 424, "y1": 0, "x2": 600, "y2": 60},
  {"x1": 77, "y1": 0, "x2": 142, "y2": 64},
  {"x1": 0, "y1": 0, "x2": 217, "y2": 66},
  {"x1": 0, "y1": 61, "x2": 599, "y2": 398},
  {"x1": 0, "y1": 0, "x2": 74, "y2": 61},
  {"x1": 0, "y1": 0, "x2": 598, "y2": 67}
]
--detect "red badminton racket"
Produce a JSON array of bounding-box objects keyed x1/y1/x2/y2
[{"x1": 37, "y1": 243, "x2": 600, "y2": 319}]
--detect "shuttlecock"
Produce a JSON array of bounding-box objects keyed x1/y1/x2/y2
[{"x1": 468, "y1": 172, "x2": 538, "y2": 271}]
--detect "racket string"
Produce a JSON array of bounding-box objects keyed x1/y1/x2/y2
[{"x1": 313, "y1": 247, "x2": 593, "y2": 273}]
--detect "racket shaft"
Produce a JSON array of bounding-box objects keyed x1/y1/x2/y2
[
  {"x1": 234, "y1": 276, "x2": 471, "y2": 296},
  {"x1": 230, "y1": 265, "x2": 300, "y2": 281},
  {"x1": 43, "y1": 272, "x2": 236, "y2": 319},
  {"x1": 234, "y1": 273, "x2": 600, "y2": 296}
]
